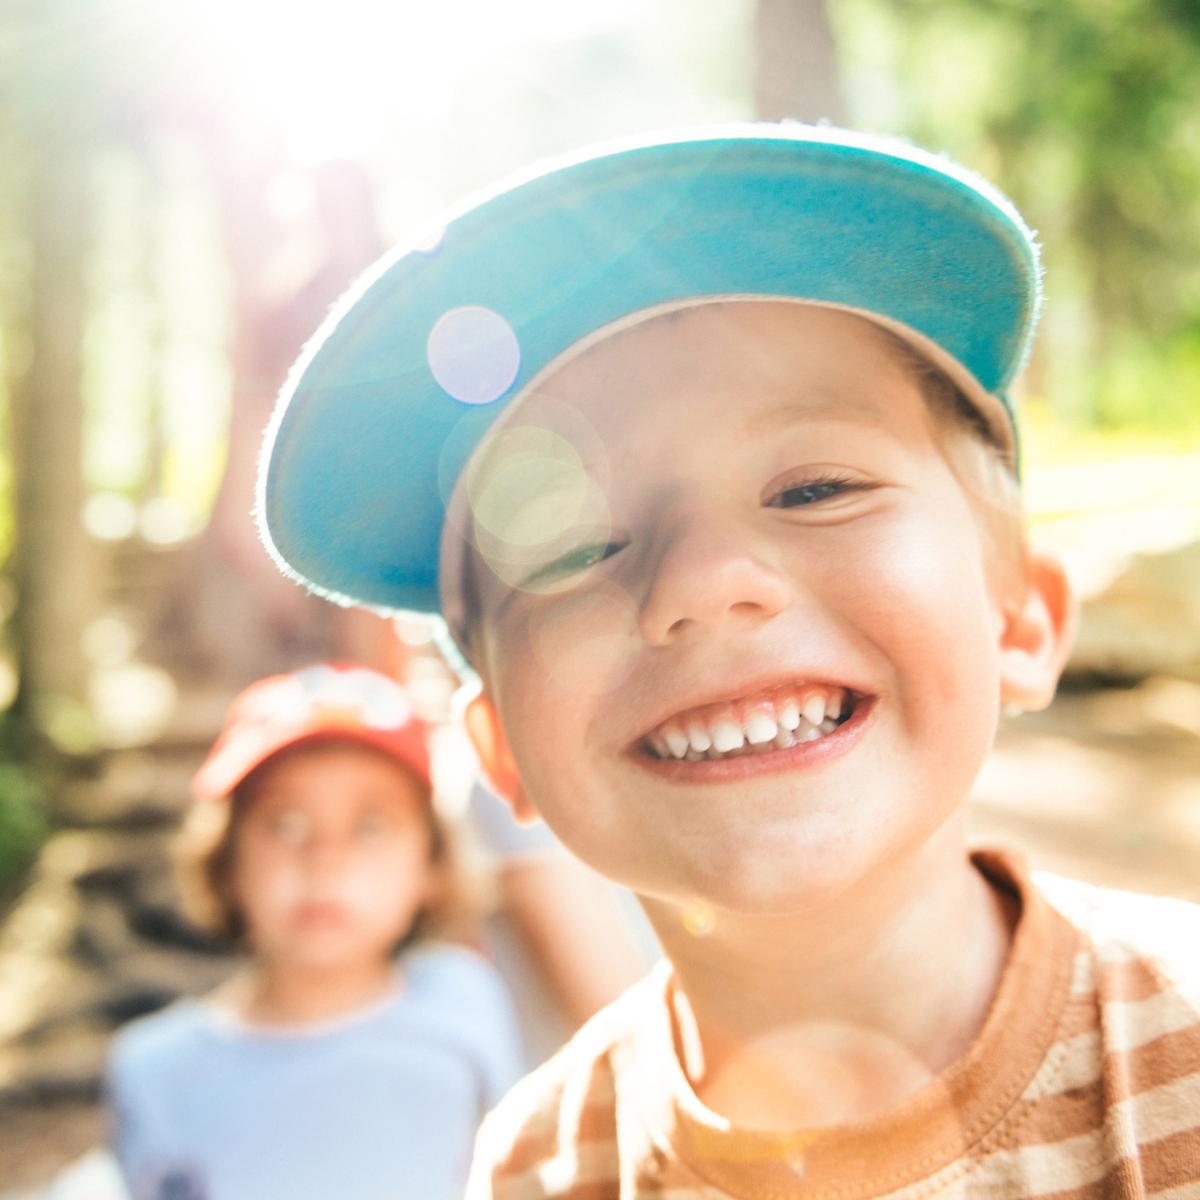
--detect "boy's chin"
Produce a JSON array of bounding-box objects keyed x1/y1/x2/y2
[
  {"x1": 640, "y1": 841, "x2": 878, "y2": 922},
  {"x1": 638, "y1": 816, "x2": 967, "y2": 925}
]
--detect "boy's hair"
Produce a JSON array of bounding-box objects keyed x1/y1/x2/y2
[
  {"x1": 174, "y1": 736, "x2": 479, "y2": 948},
  {"x1": 882, "y1": 329, "x2": 1028, "y2": 594}
]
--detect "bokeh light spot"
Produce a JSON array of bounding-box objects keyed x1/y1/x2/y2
[
  {"x1": 427, "y1": 305, "x2": 520, "y2": 405},
  {"x1": 463, "y1": 425, "x2": 613, "y2": 594},
  {"x1": 682, "y1": 902, "x2": 716, "y2": 938},
  {"x1": 469, "y1": 427, "x2": 588, "y2": 545}
]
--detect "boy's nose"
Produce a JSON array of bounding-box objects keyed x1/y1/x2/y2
[{"x1": 636, "y1": 511, "x2": 792, "y2": 646}]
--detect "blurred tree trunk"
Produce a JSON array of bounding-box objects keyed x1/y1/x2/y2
[
  {"x1": 151, "y1": 143, "x2": 394, "y2": 687},
  {"x1": 9, "y1": 129, "x2": 94, "y2": 736},
  {"x1": 754, "y1": 0, "x2": 846, "y2": 123}
]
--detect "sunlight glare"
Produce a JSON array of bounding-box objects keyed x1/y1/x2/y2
[{"x1": 182, "y1": 0, "x2": 643, "y2": 164}]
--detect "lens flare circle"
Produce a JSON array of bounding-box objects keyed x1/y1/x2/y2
[{"x1": 427, "y1": 305, "x2": 520, "y2": 405}]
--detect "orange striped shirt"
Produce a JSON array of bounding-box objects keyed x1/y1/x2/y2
[{"x1": 468, "y1": 851, "x2": 1200, "y2": 1198}]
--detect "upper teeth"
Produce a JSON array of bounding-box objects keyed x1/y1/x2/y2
[
  {"x1": 711, "y1": 720, "x2": 745, "y2": 753},
  {"x1": 647, "y1": 686, "x2": 851, "y2": 760}
]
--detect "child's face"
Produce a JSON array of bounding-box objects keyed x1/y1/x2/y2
[
  {"x1": 231, "y1": 741, "x2": 435, "y2": 971},
  {"x1": 466, "y1": 302, "x2": 1037, "y2": 914}
]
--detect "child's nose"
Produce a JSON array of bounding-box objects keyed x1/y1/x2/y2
[
  {"x1": 300, "y1": 832, "x2": 353, "y2": 874},
  {"x1": 636, "y1": 510, "x2": 792, "y2": 645}
]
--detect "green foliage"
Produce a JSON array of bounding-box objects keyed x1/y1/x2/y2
[
  {"x1": 1090, "y1": 327, "x2": 1200, "y2": 434},
  {"x1": 833, "y1": 0, "x2": 1200, "y2": 434},
  {"x1": 0, "y1": 715, "x2": 48, "y2": 884},
  {"x1": 0, "y1": 763, "x2": 46, "y2": 883}
]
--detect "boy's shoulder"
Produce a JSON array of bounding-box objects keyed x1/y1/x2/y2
[
  {"x1": 469, "y1": 872, "x2": 1200, "y2": 1199},
  {"x1": 1034, "y1": 869, "x2": 1200, "y2": 999},
  {"x1": 469, "y1": 961, "x2": 671, "y2": 1196}
]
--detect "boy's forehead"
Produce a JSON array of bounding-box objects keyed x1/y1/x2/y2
[{"x1": 494, "y1": 300, "x2": 917, "y2": 446}]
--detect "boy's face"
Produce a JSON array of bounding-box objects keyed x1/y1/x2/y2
[
  {"x1": 466, "y1": 302, "x2": 1040, "y2": 914},
  {"x1": 231, "y1": 741, "x2": 435, "y2": 971}
]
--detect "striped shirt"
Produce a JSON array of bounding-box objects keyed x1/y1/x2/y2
[{"x1": 468, "y1": 851, "x2": 1200, "y2": 1198}]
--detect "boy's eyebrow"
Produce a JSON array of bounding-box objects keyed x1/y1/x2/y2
[
  {"x1": 548, "y1": 393, "x2": 888, "y2": 481},
  {"x1": 747, "y1": 390, "x2": 887, "y2": 432}
]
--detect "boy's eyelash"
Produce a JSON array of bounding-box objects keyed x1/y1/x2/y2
[
  {"x1": 525, "y1": 541, "x2": 621, "y2": 587},
  {"x1": 766, "y1": 472, "x2": 870, "y2": 508},
  {"x1": 519, "y1": 475, "x2": 865, "y2": 588}
]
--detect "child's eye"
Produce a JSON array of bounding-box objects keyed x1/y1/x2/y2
[
  {"x1": 765, "y1": 474, "x2": 868, "y2": 508},
  {"x1": 269, "y1": 809, "x2": 310, "y2": 844},
  {"x1": 355, "y1": 813, "x2": 391, "y2": 839},
  {"x1": 524, "y1": 541, "x2": 622, "y2": 588}
]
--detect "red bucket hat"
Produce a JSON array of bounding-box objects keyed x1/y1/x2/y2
[{"x1": 192, "y1": 663, "x2": 432, "y2": 803}]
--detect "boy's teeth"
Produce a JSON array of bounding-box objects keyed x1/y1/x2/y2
[
  {"x1": 646, "y1": 686, "x2": 854, "y2": 760},
  {"x1": 710, "y1": 720, "x2": 745, "y2": 753},
  {"x1": 663, "y1": 727, "x2": 690, "y2": 759},
  {"x1": 744, "y1": 713, "x2": 778, "y2": 745}
]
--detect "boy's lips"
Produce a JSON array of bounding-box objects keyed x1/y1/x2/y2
[{"x1": 631, "y1": 677, "x2": 875, "y2": 775}]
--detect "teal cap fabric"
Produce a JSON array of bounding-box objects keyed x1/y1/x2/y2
[{"x1": 258, "y1": 124, "x2": 1041, "y2": 619}]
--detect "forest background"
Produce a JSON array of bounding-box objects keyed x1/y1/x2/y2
[{"x1": 0, "y1": 0, "x2": 1198, "y2": 1185}]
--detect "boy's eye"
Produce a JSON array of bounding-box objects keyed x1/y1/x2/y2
[
  {"x1": 765, "y1": 474, "x2": 867, "y2": 508},
  {"x1": 524, "y1": 541, "x2": 621, "y2": 588}
]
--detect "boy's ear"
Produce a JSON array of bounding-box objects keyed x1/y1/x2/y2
[
  {"x1": 461, "y1": 689, "x2": 539, "y2": 824},
  {"x1": 998, "y1": 549, "x2": 1077, "y2": 712}
]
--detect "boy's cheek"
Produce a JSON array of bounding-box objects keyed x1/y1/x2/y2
[
  {"x1": 523, "y1": 582, "x2": 642, "y2": 691},
  {"x1": 855, "y1": 513, "x2": 1002, "y2": 696},
  {"x1": 484, "y1": 580, "x2": 641, "y2": 699}
]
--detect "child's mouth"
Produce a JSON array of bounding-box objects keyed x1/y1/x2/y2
[{"x1": 641, "y1": 685, "x2": 860, "y2": 763}]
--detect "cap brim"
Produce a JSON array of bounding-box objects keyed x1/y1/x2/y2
[
  {"x1": 191, "y1": 721, "x2": 430, "y2": 802},
  {"x1": 259, "y1": 125, "x2": 1039, "y2": 618}
]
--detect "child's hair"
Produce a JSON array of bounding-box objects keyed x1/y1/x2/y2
[
  {"x1": 882, "y1": 329, "x2": 1029, "y2": 594},
  {"x1": 175, "y1": 737, "x2": 478, "y2": 950}
]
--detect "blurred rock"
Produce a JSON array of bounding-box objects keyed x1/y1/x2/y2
[
  {"x1": 54, "y1": 752, "x2": 193, "y2": 829},
  {"x1": 0, "y1": 1024, "x2": 109, "y2": 1105},
  {"x1": 0, "y1": 733, "x2": 234, "y2": 1110},
  {"x1": 1069, "y1": 540, "x2": 1200, "y2": 684}
]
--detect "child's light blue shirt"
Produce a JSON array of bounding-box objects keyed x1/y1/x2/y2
[{"x1": 106, "y1": 944, "x2": 522, "y2": 1200}]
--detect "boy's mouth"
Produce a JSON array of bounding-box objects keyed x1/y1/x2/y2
[{"x1": 641, "y1": 684, "x2": 860, "y2": 763}]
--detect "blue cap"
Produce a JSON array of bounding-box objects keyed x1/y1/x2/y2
[{"x1": 258, "y1": 124, "x2": 1040, "y2": 623}]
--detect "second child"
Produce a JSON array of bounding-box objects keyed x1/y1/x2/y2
[{"x1": 106, "y1": 663, "x2": 522, "y2": 1200}]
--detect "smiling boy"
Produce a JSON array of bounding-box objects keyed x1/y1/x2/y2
[{"x1": 259, "y1": 128, "x2": 1200, "y2": 1197}]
